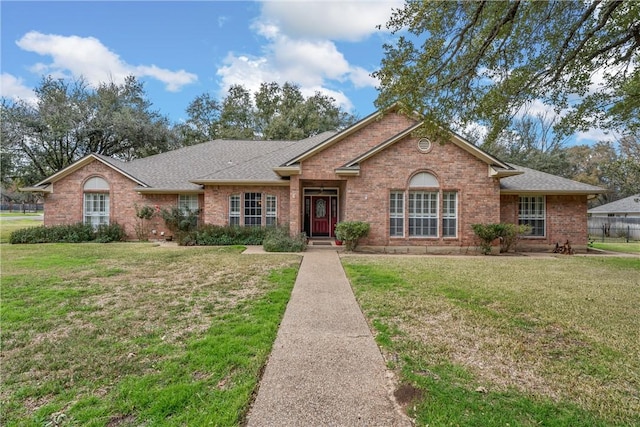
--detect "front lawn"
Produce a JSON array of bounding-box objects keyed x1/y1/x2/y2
[
  {"x1": 0, "y1": 218, "x2": 43, "y2": 243},
  {"x1": 343, "y1": 255, "x2": 640, "y2": 426},
  {"x1": 591, "y1": 241, "x2": 640, "y2": 254},
  {"x1": 1, "y1": 243, "x2": 301, "y2": 426}
]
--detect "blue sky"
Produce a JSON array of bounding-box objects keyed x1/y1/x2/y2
[
  {"x1": 1, "y1": 1, "x2": 614, "y2": 145},
  {"x1": 1, "y1": 0, "x2": 404, "y2": 124}
]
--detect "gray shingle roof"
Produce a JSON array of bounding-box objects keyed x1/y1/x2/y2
[
  {"x1": 70, "y1": 137, "x2": 604, "y2": 197},
  {"x1": 500, "y1": 164, "x2": 606, "y2": 194},
  {"x1": 103, "y1": 131, "x2": 336, "y2": 190},
  {"x1": 588, "y1": 194, "x2": 640, "y2": 214}
]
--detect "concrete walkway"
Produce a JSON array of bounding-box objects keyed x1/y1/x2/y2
[{"x1": 245, "y1": 248, "x2": 412, "y2": 426}]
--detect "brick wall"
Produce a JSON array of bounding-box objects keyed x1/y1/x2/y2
[
  {"x1": 297, "y1": 112, "x2": 501, "y2": 247},
  {"x1": 203, "y1": 185, "x2": 290, "y2": 227},
  {"x1": 500, "y1": 194, "x2": 589, "y2": 250},
  {"x1": 43, "y1": 159, "x2": 201, "y2": 240}
]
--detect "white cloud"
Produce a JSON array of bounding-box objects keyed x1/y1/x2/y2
[
  {"x1": 260, "y1": 0, "x2": 403, "y2": 42},
  {"x1": 0, "y1": 73, "x2": 37, "y2": 103},
  {"x1": 16, "y1": 31, "x2": 197, "y2": 92},
  {"x1": 349, "y1": 66, "x2": 379, "y2": 88},
  {"x1": 575, "y1": 128, "x2": 617, "y2": 144},
  {"x1": 217, "y1": 1, "x2": 400, "y2": 113}
]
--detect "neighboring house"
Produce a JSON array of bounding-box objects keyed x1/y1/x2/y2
[
  {"x1": 588, "y1": 194, "x2": 640, "y2": 218},
  {"x1": 588, "y1": 194, "x2": 640, "y2": 241},
  {"x1": 22, "y1": 106, "x2": 605, "y2": 252}
]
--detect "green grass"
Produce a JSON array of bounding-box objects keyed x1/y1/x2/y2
[
  {"x1": 0, "y1": 218, "x2": 43, "y2": 243},
  {"x1": 342, "y1": 255, "x2": 640, "y2": 426},
  {"x1": 1, "y1": 243, "x2": 301, "y2": 426},
  {"x1": 0, "y1": 212, "x2": 42, "y2": 216},
  {"x1": 591, "y1": 241, "x2": 640, "y2": 254}
]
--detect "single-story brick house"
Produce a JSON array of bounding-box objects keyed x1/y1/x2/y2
[{"x1": 23, "y1": 105, "x2": 605, "y2": 252}]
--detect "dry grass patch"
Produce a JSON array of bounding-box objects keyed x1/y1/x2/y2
[
  {"x1": 1, "y1": 243, "x2": 301, "y2": 426},
  {"x1": 343, "y1": 254, "x2": 640, "y2": 426}
]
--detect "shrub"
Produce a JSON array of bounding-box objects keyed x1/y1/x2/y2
[
  {"x1": 95, "y1": 223, "x2": 127, "y2": 243},
  {"x1": 471, "y1": 223, "x2": 532, "y2": 254},
  {"x1": 334, "y1": 221, "x2": 370, "y2": 252},
  {"x1": 134, "y1": 204, "x2": 157, "y2": 241},
  {"x1": 471, "y1": 223, "x2": 500, "y2": 255},
  {"x1": 499, "y1": 223, "x2": 531, "y2": 252},
  {"x1": 10, "y1": 223, "x2": 126, "y2": 244},
  {"x1": 263, "y1": 226, "x2": 307, "y2": 252},
  {"x1": 160, "y1": 206, "x2": 200, "y2": 243}
]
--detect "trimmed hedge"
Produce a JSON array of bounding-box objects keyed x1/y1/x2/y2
[
  {"x1": 178, "y1": 224, "x2": 306, "y2": 251},
  {"x1": 180, "y1": 225, "x2": 268, "y2": 246},
  {"x1": 10, "y1": 223, "x2": 126, "y2": 244}
]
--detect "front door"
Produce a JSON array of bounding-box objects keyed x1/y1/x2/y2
[{"x1": 312, "y1": 196, "x2": 330, "y2": 236}]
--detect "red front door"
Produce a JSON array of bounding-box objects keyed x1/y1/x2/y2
[{"x1": 312, "y1": 196, "x2": 331, "y2": 236}]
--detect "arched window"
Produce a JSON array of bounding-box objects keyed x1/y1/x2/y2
[
  {"x1": 83, "y1": 177, "x2": 109, "y2": 227},
  {"x1": 409, "y1": 172, "x2": 438, "y2": 187},
  {"x1": 389, "y1": 172, "x2": 457, "y2": 238}
]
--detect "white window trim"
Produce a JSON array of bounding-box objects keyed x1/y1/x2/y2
[
  {"x1": 84, "y1": 193, "x2": 110, "y2": 227},
  {"x1": 389, "y1": 191, "x2": 405, "y2": 237},
  {"x1": 178, "y1": 194, "x2": 199, "y2": 214},
  {"x1": 229, "y1": 194, "x2": 240, "y2": 226},
  {"x1": 518, "y1": 196, "x2": 547, "y2": 239},
  {"x1": 244, "y1": 192, "x2": 262, "y2": 227},
  {"x1": 408, "y1": 191, "x2": 439, "y2": 238},
  {"x1": 266, "y1": 195, "x2": 277, "y2": 226},
  {"x1": 442, "y1": 191, "x2": 458, "y2": 238}
]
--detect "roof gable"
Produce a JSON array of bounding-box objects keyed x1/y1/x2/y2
[
  {"x1": 31, "y1": 154, "x2": 147, "y2": 189},
  {"x1": 282, "y1": 103, "x2": 417, "y2": 167},
  {"x1": 283, "y1": 103, "x2": 514, "y2": 174}
]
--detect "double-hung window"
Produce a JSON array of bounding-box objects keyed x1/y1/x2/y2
[
  {"x1": 519, "y1": 196, "x2": 545, "y2": 236},
  {"x1": 229, "y1": 195, "x2": 240, "y2": 226},
  {"x1": 178, "y1": 194, "x2": 199, "y2": 228},
  {"x1": 178, "y1": 194, "x2": 199, "y2": 214},
  {"x1": 389, "y1": 191, "x2": 404, "y2": 237},
  {"x1": 244, "y1": 192, "x2": 262, "y2": 227},
  {"x1": 266, "y1": 195, "x2": 277, "y2": 226},
  {"x1": 442, "y1": 192, "x2": 457, "y2": 237}
]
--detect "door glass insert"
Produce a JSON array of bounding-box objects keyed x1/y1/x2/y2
[{"x1": 315, "y1": 198, "x2": 327, "y2": 218}]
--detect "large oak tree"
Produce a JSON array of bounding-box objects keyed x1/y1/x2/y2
[
  {"x1": 374, "y1": 0, "x2": 639, "y2": 143},
  {"x1": 1, "y1": 76, "x2": 175, "y2": 184}
]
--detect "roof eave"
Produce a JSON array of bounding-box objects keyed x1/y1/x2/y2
[
  {"x1": 19, "y1": 185, "x2": 52, "y2": 193},
  {"x1": 190, "y1": 179, "x2": 290, "y2": 187},
  {"x1": 335, "y1": 166, "x2": 360, "y2": 176},
  {"x1": 490, "y1": 166, "x2": 524, "y2": 178},
  {"x1": 273, "y1": 165, "x2": 301, "y2": 177},
  {"x1": 135, "y1": 187, "x2": 205, "y2": 194},
  {"x1": 449, "y1": 134, "x2": 510, "y2": 169},
  {"x1": 500, "y1": 189, "x2": 607, "y2": 196}
]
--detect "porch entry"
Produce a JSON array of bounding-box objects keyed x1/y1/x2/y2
[{"x1": 303, "y1": 188, "x2": 338, "y2": 238}]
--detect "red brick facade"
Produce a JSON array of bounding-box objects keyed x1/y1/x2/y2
[
  {"x1": 40, "y1": 111, "x2": 593, "y2": 251},
  {"x1": 43, "y1": 160, "x2": 202, "y2": 240},
  {"x1": 501, "y1": 194, "x2": 589, "y2": 250}
]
